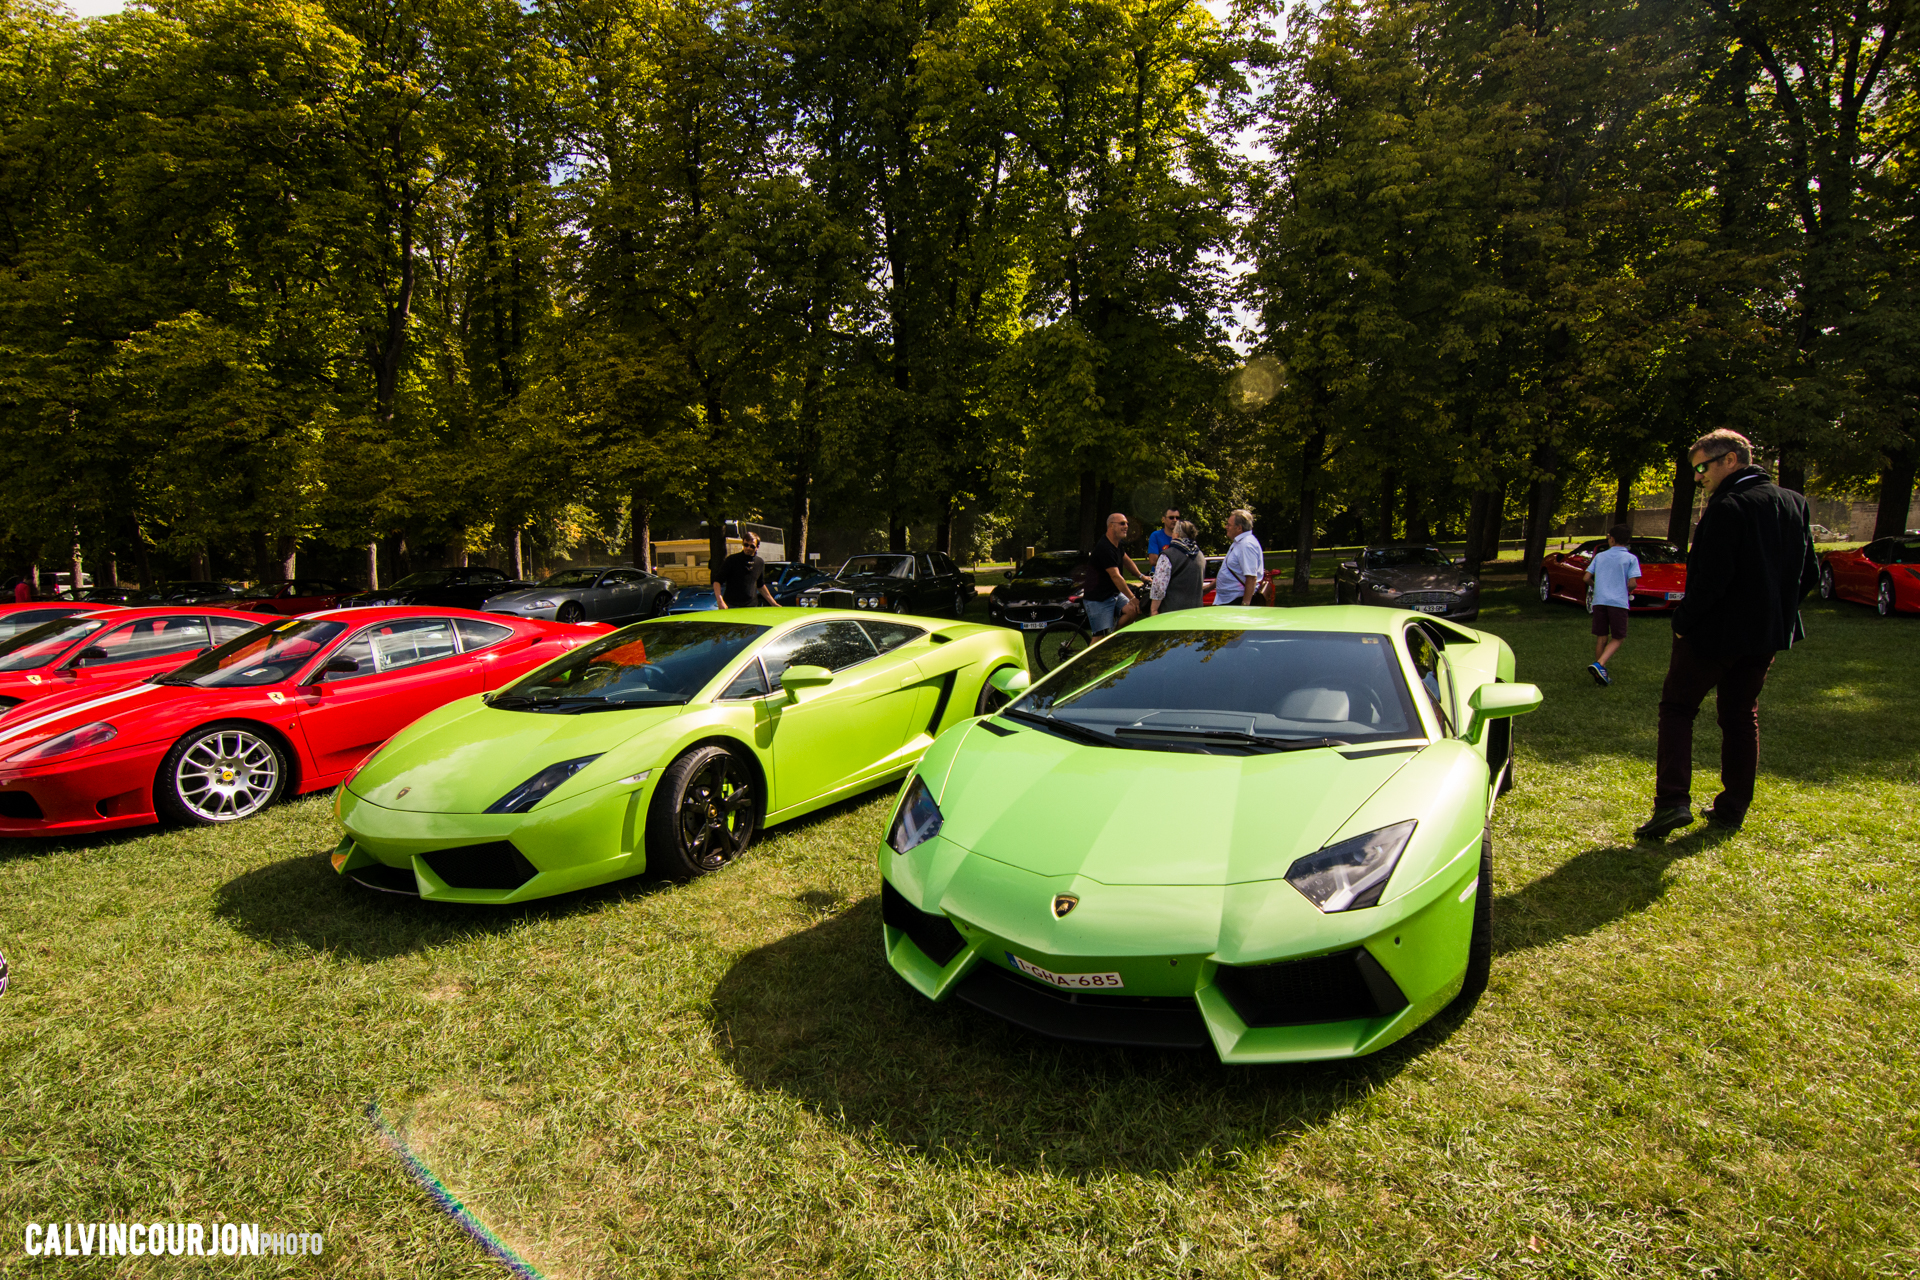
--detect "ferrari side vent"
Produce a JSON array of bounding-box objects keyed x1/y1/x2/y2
[
  {"x1": 420, "y1": 841, "x2": 539, "y2": 891},
  {"x1": 880, "y1": 879, "x2": 966, "y2": 966},
  {"x1": 0, "y1": 695, "x2": 21, "y2": 713},
  {"x1": 0, "y1": 791, "x2": 43, "y2": 820},
  {"x1": 1213, "y1": 949, "x2": 1408, "y2": 1028}
]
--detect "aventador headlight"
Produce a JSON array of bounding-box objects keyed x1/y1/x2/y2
[
  {"x1": 1285, "y1": 820, "x2": 1417, "y2": 912},
  {"x1": 888, "y1": 775, "x2": 943, "y2": 854},
  {"x1": 10, "y1": 721, "x2": 117, "y2": 763},
  {"x1": 486, "y1": 755, "x2": 602, "y2": 814}
]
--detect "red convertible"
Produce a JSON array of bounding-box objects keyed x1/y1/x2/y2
[
  {"x1": 1538, "y1": 538, "x2": 1688, "y2": 612},
  {"x1": 0, "y1": 608, "x2": 607, "y2": 836},
  {"x1": 0, "y1": 606, "x2": 264, "y2": 714},
  {"x1": 1819, "y1": 536, "x2": 1920, "y2": 616}
]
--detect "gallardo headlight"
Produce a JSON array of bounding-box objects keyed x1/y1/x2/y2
[
  {"x1": 1285, "y1": 821, "x2": 1417, "y2": 912},
  {"x1": 486, "y1": 755, "x2": 602, "y2": 814},
  {"x1": 888, "y1": 775, "x2": 943, "y2": 854}
]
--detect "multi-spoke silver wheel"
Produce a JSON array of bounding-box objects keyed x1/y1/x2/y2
[{"x1": 162, "y1": 725, "x2": 284, "y2": 824}]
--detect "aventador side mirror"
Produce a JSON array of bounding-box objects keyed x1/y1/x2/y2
[
  {"x1": 987, "y1": 667, "x2": 1030, "y2": 698},
  {"x1": 781, "y1": 665, "x2": 833, "y2": 701},
  {"x1": 1464, "y1": 682, "x2": 1543, "y2": 744}
]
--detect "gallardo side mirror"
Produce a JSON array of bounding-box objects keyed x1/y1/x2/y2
[
  {"x1": 781, "y1": 665, "x2": 833, "y2": 702},
  {"x1": 1464, "y1": 682, "x2": 1542, "y2": 744}
]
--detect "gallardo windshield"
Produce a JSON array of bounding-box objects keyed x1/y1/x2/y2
[
  {"x1": 491, "y1": 619, "x2": 768, "y2": 711},
  {"x1": 1006, "y1": 629, "x2": 1423, "y2": 749},
  {"x1": 157, "y1": 619, "x2": 347, "y2": 687}
]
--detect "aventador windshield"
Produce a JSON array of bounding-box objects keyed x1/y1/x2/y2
[
  {"x1": 159, "y1": 619, "x2": 347, "y2": 687},
  {"x1": 492, "y1": 620, "x2": 768, "y2": 710},
  {"x1": 1006, "y1": 629, "x2": 1424, "y2": 747}
]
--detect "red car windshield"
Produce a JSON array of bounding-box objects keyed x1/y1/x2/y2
[
  {"x1": 157, "y1": 619, "x2": 348, "y2": 687},
  {"x1": 0, "y1": 617, "x2": 107, "y2": 671}
]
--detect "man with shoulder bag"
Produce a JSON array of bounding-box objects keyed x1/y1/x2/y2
[{"x1": 1634, "y1": 430, "x2": 1819, "y2": 839}]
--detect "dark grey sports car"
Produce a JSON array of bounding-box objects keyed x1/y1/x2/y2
[
  {"x1": 481, "y1": 565, "x2": 675, "y2": 625},
  {"x1": 1333, "y1": 543, "x2": 1479, "y2": 621}
]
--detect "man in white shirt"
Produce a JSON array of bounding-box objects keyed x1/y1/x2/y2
[
  {"x1": 1212, "y1": 509, "x2": 1264, "y2": 605},
  {"x1": 1582, "y1": 524, "x2": 1641, "y2": 685}
]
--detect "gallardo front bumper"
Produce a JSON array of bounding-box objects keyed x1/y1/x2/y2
[
  {"x1": 879, "y1": 836, "x2": 1481, "y2": 1064},
  {"x1": 331, "y1": 775, "x2": 655, "y2": 904}
]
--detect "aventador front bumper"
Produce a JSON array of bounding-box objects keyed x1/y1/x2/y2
[{"x1": 879, "y1": 834, "x2": 1481, "y2": 1063}]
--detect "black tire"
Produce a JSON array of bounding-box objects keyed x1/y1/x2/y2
[
  {"x1": 156, "y1": 721, "x2": 287, "y2": 825},
  {"x1": 1034, "y1": 622, "x2": 1092, "y2": 674},
  {"x1": 1583, "y1": 582, "x2": 1595, "y2": 613},
  {"x1": 974, "y1": 665, "x2": 1019, "y2": 717},
  {"x1": 556, "y1": 601, "x2": 585, "y2": 625},
  {"x1": 893, "y1": 597, "x2": 913, "y2": 615},
  {"x1": 645, "y1": 744, "x2": 758, "y2": 879},
  {"x1": 955, "y1": 587, "x2": 971, "y2": 619},
  {"x1": 1450, "y1": 827, "x2": 1494, "y2": 1012},
  {"x1": 1537, "y1": 576, "x2": 1552, "y2": 604},
  {"x1": 649, "y1": 590, "x2": 673, "y2": 619},
  {"x1": 1878, "y1": 575, "x2": 1894, "y2": 617},
  {"x1": 1819, "y1": 563, "x2": 1835, "y2": 600}
]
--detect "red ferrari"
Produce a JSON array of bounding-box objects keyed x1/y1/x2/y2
[
  {"x1": 1819, "y1": 536, "x2": 1920, "y2": 616},
  {"x1": 230, "y1": 578, "x2": 352, "y2": 616},
  {"x1": 0, "y1": 608, "x2": 609, "y2": 837},
  {"x1": 0, "y1": 606, "x2": 264, "y2": 714},
  {"x1": 1538, "y1": 538, "x2": 1688, "y2": 612},
  {"x1": 0, "y1": 602, "x2": 121, "y2": 643},
  {"x1": 1200, "y1": 557, "x2": 1287, "y2": 606}
]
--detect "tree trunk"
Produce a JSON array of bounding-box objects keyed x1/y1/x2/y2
[
  {"x1": 105, "y1": 552, "x2": 118, "y2": 589},
  {"x1": 26, "y1": 560, "x2": 38, "y2": 594},
  {"x1": 629, "y1": 493, "x2": 651, "y2": 572},
  {"x1": 1464, "y1": 490, "x2": 1491, "y2": 568},
  {"x1": 888, "y1": 512, "x2": 906, "y2": 553},
  {"x1": 1403, "y1": 482, "x2": 1428, "y2": 544},
  {"x1": 1612, "y1": 476, "x2": 1633, "y2": 529},
  {"x1": 509, "y1": 528, "x2": 523, "y2": 580},
  {"x1": 1523, "y1": 465, "x2": 1557, "y2": 587},
  {"x1": 937, "y1": 497, "x2": 955, "y2": 558},
  {"x1": 1377, "y1": 471, "x2": 1398, "y2": 544},
  {"x1": 1291, "y1": 427, "x2": 1326, "y2": 600},
  {"x1": 69, "y1": 526, "x2": 82, "y2": 596},
  {"x1": 708, "y1": 512, "x2": 729, "y2": 575},
  {"x1": 788, "y1": 470, "x2": 810, "y2": 566},
  {"x1": 366, "y1": 541, "x2": 380, "y2": 591},
  {"x1": 276, "y1": 536, "x2": 296, "y2": 581},
  {"x1": 1667, "y1": 451, "x2": 1697, "y2": 552},
  {"x1": 191, "y1": 548, "x2": 208, "y2": 581},
  {"x1": 135, "y1": 538, "x2": 153, "y2": 591},
  {"x1": 1872, "y1": 442, "x2": 1916, "y2": 539}
]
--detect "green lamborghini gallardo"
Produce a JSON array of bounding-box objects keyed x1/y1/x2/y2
[
  {"x1": 879, "y1": 606, "x2": 1541, "y2": 1064},
  {"x1": 332, "y1": 609, "x2": 1027, "y2": 902}
]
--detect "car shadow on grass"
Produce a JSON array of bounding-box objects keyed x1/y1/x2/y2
[
  {"x1": 1493, "y1": 830, "x2": 1731, "y2": 955},
  {"x1": 708, "y1": 894, "x2": 1471, "y2": 1174},
  {"x1": 212, "y1": 849, "x2": 680, "y2": 962}
]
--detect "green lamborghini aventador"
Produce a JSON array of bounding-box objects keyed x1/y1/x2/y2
[
  {"x1": 879, "y1": 605, "x2": 1541, "y2": 1063},
  {"x1": 331, "y1": 609, "x2": 1028, "y2": 902}
]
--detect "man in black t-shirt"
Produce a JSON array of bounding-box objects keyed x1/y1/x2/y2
[
  {"x1": 714, "y1": 533, "x2": 778, "y2": 609},
  {"x1": 1084, "y1": 513, "x2": 1145, "y2": 635}
]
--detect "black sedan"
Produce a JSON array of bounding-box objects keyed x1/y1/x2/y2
[
  {"x1": 1333, "y1": 543, "x2": 1480, "y2": 621},
  {"x1": 481, "y1": 565, "x2": 675, "y2": 624},
  {"x1": 987, "y1": 550, "x2": 1090, "y2": 632},
  {"x1": 337, "y1": 566, "x2": 532, "y2": 611},
  {"x1": 795, "y1": 551, "x2": 974, "y2": 618}
]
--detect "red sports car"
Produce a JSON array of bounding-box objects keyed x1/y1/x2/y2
[
  {"x1": 1538, "y1": 538, "x2": 1688, "y2": 612},
  {"x1": 0, "y1": 608, "x2": 609, "y2": 836},
  {"x1": 1200, "y1": 557, "x2": 1287, "y2": 606},
  {"x1": 230, "y1": 578, "x2": 352, "y2": 616},
  {"x1": 1819, "y1": 536, "x2": 1920, "y2": 616},
  {"x1": 0, "y1": 606, "x2": 264, "y2": 715},
  {"x1": 0, "y1": 602, "x2": 122, "y2": 643}
]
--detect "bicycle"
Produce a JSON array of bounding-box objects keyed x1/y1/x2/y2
[{"x1": 1032, "y1": 620, "x2": 1094, "y2": 674}]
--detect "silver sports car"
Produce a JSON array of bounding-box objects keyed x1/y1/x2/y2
[{"x1": 483, "y1": 566, "x2": 675, "y2": 625}]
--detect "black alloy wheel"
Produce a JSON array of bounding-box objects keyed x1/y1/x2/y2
[
  {"x1": 1033, "y1": 622, "x2": 1092, "y2": 674},
  {"x1": 556, "y1": 601, "x2": 586, "y2": 625},
  {"x1": 974, "y1": 666, "x2": 1019, "y2": 717},
  {"x1": 1819, "y1": 563, "x2": 1835, "y2": 599},
  {"x1": 1448, "y1": 826, "x2": 1494, "y2": 1013},
  {"x1": 649, "y1": 590, "x2": 673, "y2": 619},
  {"x1": 646, "y1": 744, "x2": 757, "y2": 879},
  {"x1": 1878, "y1": 576, "x2": 1895, "y2": 617}
]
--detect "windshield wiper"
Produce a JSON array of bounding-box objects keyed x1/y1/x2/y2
[
  {"x1": 151, "y1": 673, "x2": 198, "y2": 686},
  {"x1": 1112, "y1": 727, "x2": 1349, "y2": 752},
  {"x1": 487, "y1": 692, "x2": 685, "y2": 712},
  {"x1": 998, "y1": 707, "x2": 1134, "y2": 749}
]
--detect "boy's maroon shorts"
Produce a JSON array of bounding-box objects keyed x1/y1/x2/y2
[{"x1": 1591, "y1": 605, "x2": 1629, "y2": 639}]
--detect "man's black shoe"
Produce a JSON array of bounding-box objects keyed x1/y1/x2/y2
[
  {"x1": 1702, "y1": 806, "x2": 1744, "y2": 831},
  {"x1": 1633, "y1": 806, "x2": 1695, "y2": 840}
]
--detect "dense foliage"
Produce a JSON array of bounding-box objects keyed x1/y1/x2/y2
[{"x1": 0, "y1": 0, "x2": 1911, "y2": 589}]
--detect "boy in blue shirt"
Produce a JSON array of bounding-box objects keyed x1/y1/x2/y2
[{"x1": 1583, "y1": 524, "x2": 1641, "y2": 685}]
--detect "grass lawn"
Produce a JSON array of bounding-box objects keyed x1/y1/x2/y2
[{"x1": 2, "y1": 589, "x2": 1916, "y2": 1278}]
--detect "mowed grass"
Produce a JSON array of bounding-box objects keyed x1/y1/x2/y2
[{"x1": 2, "y1": 590, "x2": 1917, "y2": 1279}]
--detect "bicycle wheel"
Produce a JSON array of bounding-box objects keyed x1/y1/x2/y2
[{"x1": 1034, "y1": 623, "x2": 1093, "y2": 673}]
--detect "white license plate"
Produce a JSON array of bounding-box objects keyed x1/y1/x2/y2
[
  {"x1": 1666, "y1": 592, "x2": 1683, "y2": 600},
  {"x1": 1018, "y1": 620, "x2": 1049, "y2": 630},
  {"x1": 1006, "y1": 952, "x2": 1124, "y2": 990},
  {"x1": 1413, "y1": 603, "x2": 1448, "y2": 613}
]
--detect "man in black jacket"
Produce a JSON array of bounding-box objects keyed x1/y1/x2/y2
[{"x1": 1636, "y1": 430, "x2": 1819, "y2": 839}]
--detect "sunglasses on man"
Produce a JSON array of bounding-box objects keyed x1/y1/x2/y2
[{"x1": 1692, "y1": 454, "x2": 1732, "y2": 476}]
